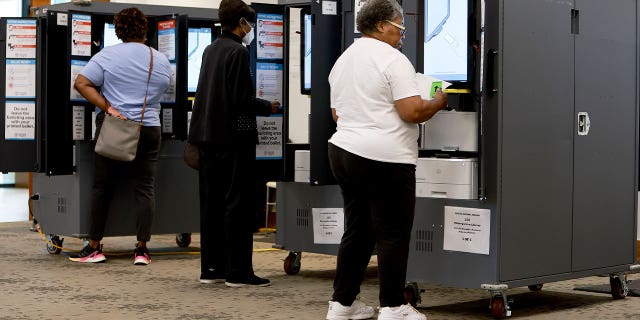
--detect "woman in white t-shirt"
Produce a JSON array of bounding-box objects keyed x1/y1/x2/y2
[{"x1": 325, "y1": 1, "x2": 448, "y2": 319}]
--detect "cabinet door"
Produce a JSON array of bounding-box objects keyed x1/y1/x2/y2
[
  {"x1": 499, "y1": 0, "x2": 575, "y2": 281},
  {"x1": 572, "y1": 0, "x2": 637, "y2": 271}
]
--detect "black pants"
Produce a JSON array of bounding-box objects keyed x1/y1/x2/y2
[
  {"x1": 328, "y1": 143, "x2": 416, "y2": 308},
  {"x1": 89, "y1": 113, "x2": 161, "y2": 242},
  {"x1": 198, "y1": 144, "x2": 257, "y2": 279}
]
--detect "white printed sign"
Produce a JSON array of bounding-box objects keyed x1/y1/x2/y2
[
  {"x1": 6, "y1": 19, "x2": 37, "y2": 59},
  {"x1": 157, "y1": 20, "x2": 176, "y2": 61},
  {"x1": 256, "y1": 62, "x2": 282, "y2": 102},
  {"x1": 70, "y1": 60, "x2": 88, "y2": 101},
  {"x1": 6, "y1": 59, "x2": 36, "y2": 98},
  {"x1": 312, "y1": 208, "x2": 344, "y2": 244},
  {"x1": 71, "y1": 14, "x2": 91, "y2": 56},
  {"x1": 5, "y1": 101, "x2": 35, "y2": 140},
  {"x1": 162, "y1": 108, "x2": 173, "y2": 133},
  {"x1": 256, "y1": 115, "x2": 283, "y2": 159},
  {"x1": 256, "y1": 13, "x2": 284, "y2": 60},
  {"x1": 161, "y1": 63, "x2": 176, "y2": 103},
  {"x1": 322, "y1": 1, "x2": 338, "y2": 15},
  {"x1": 72, "y1": 106, "x2": 85, "y2": 140},
  {"x1": 443, "y1": 206, "x2": 491, "y2": 255}
]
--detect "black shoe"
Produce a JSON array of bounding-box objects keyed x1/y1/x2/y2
[
  {"x1": 225, "y1": 274, "x2": 270, "y2": 287},
  {"x1": 200, "y1": 268, "x2": 225, "y2": 284}
]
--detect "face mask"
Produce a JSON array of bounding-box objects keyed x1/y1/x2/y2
[{"x1": 241, "y1": 19, "x2": 254, "y2": 45}]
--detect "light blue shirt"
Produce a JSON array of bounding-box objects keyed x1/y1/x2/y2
[{"x1": 80, "y1": 42, "x2": 172, "y2": 126}]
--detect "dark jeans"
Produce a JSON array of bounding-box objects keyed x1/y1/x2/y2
[
  {"x1": 198, "y1": 144, "x2": 257, "y2": 279},
  {"x1": 89, "y1": 113, "x2": 161, "y2": 242},
  {"x1": 328, "y1": 143, "x2": 416, "y2": 308}
]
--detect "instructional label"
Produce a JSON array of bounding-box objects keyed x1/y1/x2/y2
[
  {"x1": 256, "y1": 13, "x2": 284, "y2": 60},
  {"x1": 70, "y1": 60, "x2": 88, "y2": 101},
  {"x1": 72, "y1": 106, "x2": 85, "y2": 140},
  {"x1": 71, "y1": 14, "x2": 91, "y2": 56},
  {"x1": 256, "y1": 62, "x2": 283, "y2": 102},
  {"x1": 443, "y1": 206, "x2": 491, "y2": 255},
  {"x1": 312, "y1": 208, "x2": 344, "y2": 244},
  {"x1": 256, "y1": 115, "x2": 283, "y2": 160},
  {"x1": 157, "y1": 20, "x2": 176, "y2": 61},
  {"x1": 6, "y1": 59, "x2": 36, "y2": 98},
  {"x1": 162, "y1": 108, "x2": 173, "y2": 133},
  {"x1": 5, "y1": 101, "x2": 35, "y2": 140},
  {"x1": 322, "y1": 1, "x2": 338, "y2": 15},
  {"x1": 6, "y1": 19, "x2": 37, "y2": 59},
  {"x1": 161, "y1": 63, "x2": 176, "y2": 103},
  {"x1": 57, "y1": 13, "x2": 68, "y2": 26},
  {"x1": 91, "y1": 111, "x2": 96, "y2": 140}
]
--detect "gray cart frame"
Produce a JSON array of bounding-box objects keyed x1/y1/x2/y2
[{"x1": 33, "y1": 141, "x2": 199, "y2": 252}]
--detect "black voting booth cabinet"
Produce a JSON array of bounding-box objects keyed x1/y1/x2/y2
[
  {"x1": 0, "y1": 3, "x2": 225, "y2": 252},
  {"x1": 274, "y1": 1, "x2": 640, "y2": 319}
]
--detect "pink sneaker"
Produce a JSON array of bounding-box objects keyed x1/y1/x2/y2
[
  {"x1": 133, "y1": 246, "x2": 150, "y2": 265},
  {"x1": 69, "y1": 244, "x2": 106, "y2": 263}
]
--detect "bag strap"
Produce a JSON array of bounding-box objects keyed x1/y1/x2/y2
[{"x1": 139, "y1": 46, "x2": 154, "y2": 126}]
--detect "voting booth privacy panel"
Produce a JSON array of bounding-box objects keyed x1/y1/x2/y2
[
  {"x1": 275, "y1": 0, "x2": 639, "y2": 309},
  {"x1": 0, "y1": 2, "x2": 234, "y2": 242},
  {"x1": 0, "y1": 17, "x2": 41, "y2": 172},
  {"x1": 0, "y1": 1, "x2": 306, "y2": 242}
]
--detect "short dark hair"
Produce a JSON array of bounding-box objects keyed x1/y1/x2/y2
[
  {"x1": 219, "y1": 0, "x2": 256, "y2": 31},
  {"x1": 114, "y1": 7, "x2": 148, "y2": 42},
  {"x1": 356, "y1": 0, "x2": 403, "y2": 35}
]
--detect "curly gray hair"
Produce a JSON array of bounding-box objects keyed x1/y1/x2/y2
[{"x1": 356, "y1": 0, "x2": 403, "y2": 35}]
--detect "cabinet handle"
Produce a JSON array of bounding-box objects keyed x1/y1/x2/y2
[
  {"x1": 431, "y1": 191, "x2": 448, "y2": 198},
  {"x1": 577, "y1": 112, "x2": 590, "y2": 136},
  {"x1": 486, "y1": 49, "x2": 498, "y2": 95}
]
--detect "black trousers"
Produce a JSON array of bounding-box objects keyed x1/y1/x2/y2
[
  {"x1": 198, "y1": 144, "x2": 257, "y2": 278},
  {"x1": 89, "y1": 114, "x2": 161, "y2": 242},
  {"x1": 328, "y1": 143, "x2": 416, "y2": 308}
]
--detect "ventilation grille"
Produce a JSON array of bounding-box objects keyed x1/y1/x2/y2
[
  {"x1": 296, "y1": 208, "x2": 310, "y2": 227},
  {"x1": 57, "y1": 196, "x2": 66, "y2": 214},
  {"x1": 415, "y1": 229, "x2": 433, "y2": 252}
]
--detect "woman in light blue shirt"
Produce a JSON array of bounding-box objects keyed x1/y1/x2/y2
[{"x1": 70, "y1": 7, "x2": 172, "y2": 266}]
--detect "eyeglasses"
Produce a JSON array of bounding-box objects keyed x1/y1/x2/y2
[
  {"x1": 241, "y1": 18, "x2": 255, "y2": 29},
  {"x1": 385, "y1": 20, "x2": 406, "y2": 36}
]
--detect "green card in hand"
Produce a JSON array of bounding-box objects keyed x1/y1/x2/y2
[{"x1": 430, "y1": 81, "x2": 443, "y2": 98}]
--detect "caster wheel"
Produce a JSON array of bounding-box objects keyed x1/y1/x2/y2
[
  {"x1": 610, "y1": 276, "x2": 628, "y2": 300},
  {"x1": 175, "y1": 233, "x2": 192, "y2": 248},
  {"x1": 490, "y1": 295, "x2": 506, "y2": 319},
  {"x1": 283, "y1": 251, "x2": 301, "y2": 275},
  {"x1": 528, "y1": 284, "x2": 543, "y2": 291},
  {"x1": 46, "y1": 235, "x2": 63, "y2": 255}
]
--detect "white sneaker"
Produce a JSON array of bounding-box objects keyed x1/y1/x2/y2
[
  {"x1": 326, "y1": 300, "x2": 375, "y2": 320},
  {"x1": 377, "y1": 304, "x2": 426, "y2": 320}
]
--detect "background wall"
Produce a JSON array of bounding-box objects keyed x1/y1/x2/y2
[{"x1": 0, "y1": 0, "x2": 22, "y2": 17}]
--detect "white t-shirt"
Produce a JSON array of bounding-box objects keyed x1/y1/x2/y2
[{"x1": 328, "y1": 37, "x2": 421, "y2": 165}]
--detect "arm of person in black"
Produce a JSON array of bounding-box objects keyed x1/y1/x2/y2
[{"x1": 227, "y1": 46, "x2": 278, "y2": 117}]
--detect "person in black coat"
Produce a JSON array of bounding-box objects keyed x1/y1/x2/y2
[{"x1": 188, "y1": 0, "x2": 279, "y2": 287}]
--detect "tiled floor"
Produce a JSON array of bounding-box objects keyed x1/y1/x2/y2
[{"x1": 0, "y1": 187, "x2": 29, "y2": 223}]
